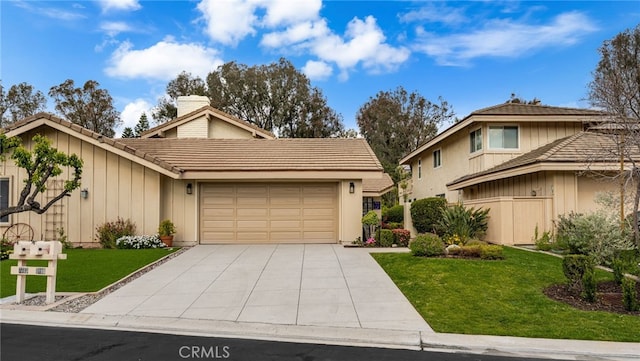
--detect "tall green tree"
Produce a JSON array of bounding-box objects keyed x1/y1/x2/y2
[
  {"x1": 134, "y1": 113, "x2": 150, "y2": 136},
  {"x1": 356, "y1": 86, "x2": 454, "y2": 181},
  {"x1": 49, "y1": 79, "x2": 121, "y2": 137},
  {"x1": 0, "y1": 81, "x2": 47, "y2": 127},
  {"x1": 588, "y1": 24, "x2": 640, "y2": 247},
  {"x1": 152, "y1": 71, "x2": 208, "y2": 123},
  {"x1": 0, "y1": 134, "x2": 82, "y2": 218},
  {"x1": 207, "y1": 58, "x2": 344, "y2": 137},
  {"x1": 121, "y1": 127, "x2": 135, "y2": 138}
]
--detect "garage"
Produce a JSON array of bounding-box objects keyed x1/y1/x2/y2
[{"x1": 200, "y1": 183, "x2": 338, "y2": 244}]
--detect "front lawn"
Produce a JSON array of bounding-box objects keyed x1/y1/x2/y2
[
  {"x1": 1, "y1": 248, "x2": 177, "y2": 298},
  {"x1": 372, "y1": 247, "x2": 640, "y2": 342}
]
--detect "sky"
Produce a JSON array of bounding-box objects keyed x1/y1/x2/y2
[{"x1": 1, "y1": 1, "x2": 639, "y2": 137}]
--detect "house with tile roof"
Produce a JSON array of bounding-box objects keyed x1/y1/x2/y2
[
  {"x1": 399, "y1": 102, "x2": 624, "y2": 245},
  {"x1": 0, "y1": 97, "x2": 388, "y2": 247}
]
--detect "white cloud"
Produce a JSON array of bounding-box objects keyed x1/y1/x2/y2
[
  {"x1": 302, "y1": 60, "x2": 332, "y2": 80},
  {"x1": 99, "y1": 21, "x2": 133, "y2": 36},
  {"x1": 196, "y1": 0, "x2": 259, "y2": 46},
  {"x1": 105, "y1": 38, "x2": 223, "y2": 81},
  {"x1": 261, "y1": 0, "x2": 322, "y2": 27},
  {"x1": 399, "y1": 3, "x2": 468, "y2": 25},
  {"x1": 414, "y1": 11, "x2": 598, "y2": 66},
  {"x1": 117, "y1": 99, "x2": 153, "y2": 137},
  {"x1": 14, "y1": 1, "x2": 85, "y2": 21},
  {"x1": 98, "y1": 0, "x2": 141, "y2": 12},
  {"x1": 261, "y1": 20, "x2": 328, "y2": 48}
]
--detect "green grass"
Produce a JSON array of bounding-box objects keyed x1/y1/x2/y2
[
  {"x1": 1, "y1": 248, "x2": 177, "y2": 298},
  {"x1": 372, "y1": 247, "x2": 640, "y2": 342}
]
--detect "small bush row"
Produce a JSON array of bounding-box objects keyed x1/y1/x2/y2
[
  {"x1": 96, "y1": 217, "x2": 136, "y2": 249},
  {"x1": 409, "y1": 233, "x2": 504, "y2": 260}
]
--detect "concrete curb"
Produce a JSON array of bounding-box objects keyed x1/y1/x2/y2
[{"x1": 2, "y1": 309, "x2": 639, "y2": 360}]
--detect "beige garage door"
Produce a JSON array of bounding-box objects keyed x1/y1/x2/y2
[{"x1": 200, "y1": 183, "x2": 338, "y2": 244}]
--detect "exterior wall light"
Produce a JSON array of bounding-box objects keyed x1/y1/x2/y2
[
  {"x1": 186, "y1": 183, "x2": 193, "y2": 195},
  {"x1": 530, "y1": 190, "x2": 537, "y2": 197},
  {"x1": 349, "y1": 182, "x2": 355, "y2": 194},
  {"x1": 80, "y1": 189, "x2": 89, "y2": 199}
]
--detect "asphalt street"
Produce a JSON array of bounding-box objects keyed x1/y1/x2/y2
[{"x1": 0, "y1": 323, "x2": 551, "y2": 361}]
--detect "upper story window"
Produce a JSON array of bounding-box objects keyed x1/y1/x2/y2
[
  {"x1": 489, "y1": 125, "x2": 519, "y2": 149},
  {"x1": 469, "y1": 128, "x2": 482, "y2": 153},
  {"x1": 0, "y1": 178, "x2": 9, "y2": 224},
  {"x1": 433, "y1": 149, "x2": 441, "y2": 168},
  {"x1": 418, "y1": 159, "x2": 422, "y2": 179}
]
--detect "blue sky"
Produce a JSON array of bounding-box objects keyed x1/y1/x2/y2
[{"x1": 2, "y1": 1, "x2": 639, "y2": 136}]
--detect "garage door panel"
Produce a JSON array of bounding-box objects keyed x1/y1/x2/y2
[{"x1": 200, "y1": 183, "x2": 337, "y2": 244}]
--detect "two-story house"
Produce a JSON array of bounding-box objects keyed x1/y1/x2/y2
[{"x1": 399, "y1": 103, "x2": 616, "y2": 245}]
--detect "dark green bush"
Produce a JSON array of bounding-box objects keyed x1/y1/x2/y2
[
  {"x1": 622, "y1": 277, "x2": 639, "y2": 311},
  {"x1": 410, "y1": 233, "x2": 444, "y2": 257},
  {"x1": 459, "y1": 245, "x2": 482, "y2": 258},
  {"x1": 581, "y1": 267, "x2": 597, "y2": 302},
  {"x1": 480, "y1": 245, "x2": 505, "y2": 260},
  {"x1": 612, "y1": 258, "x2": 625, "y2": 285},
  {"x1": 379, "y1": 229, "x2": 394, "y2": 247},
  {"x1": 383, "y1": 205, "x2": 404, "y2": 223},
  {"x1": 562, "y1": 255, "x2": 592, "y2": 292},
  {"x1": 96, "y1": 217, "x2": 136, "y2": 249},
  {"x1": 410, "y1": 197, "x2": 447, "y2": 234}
]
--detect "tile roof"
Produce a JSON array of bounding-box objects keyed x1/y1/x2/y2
[
  {"x1": 118, "y1": 138, "x2": 383, "y2": 172},
  {"x1": 363, "y1": 173, "x2": 394, "y2": 194},
  {"x1": 3, "y1": 113, "x2": 183, "y2": 174},
  {"x1": 447, "y1": 131, "x2": 625, "y2": 187},
  {"x1": 141, "y1": 106, "x2": 275, "y2": 139},
  {"x1": 470, "y1": 103, "x2": 608, "y2": 116}
]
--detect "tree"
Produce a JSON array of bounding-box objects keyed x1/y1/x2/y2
[
  {"x1": 0, "y1": 134, "x2": 82, "y2": 218},
  {"x1": 134, "y1": 113, "x2": 150, "y2": 136},
  {"x1": 356, "y1": 86, "x2": 454, "y2": 181},
  {"x1": 152, "y1": 71, "x2": 208, "y2": 123},
  {"x1": 506, "y1": 93, "x2": 542, "y2": 105},
  {"x1": 48, "y1": 79, "x2": 121, "y2": 137},
  {"x1": 0, "y1": 81, "x2": 47, "y2": 127},
  {"x1": 207, "y1": 58, "x2": 344, "y2": 137},
  {"x1": 588, "y1": 24, "x2": 640, "y2": 247},
  {"x1": 121, "y1": 127, "x2": 135, "y2": 138}
]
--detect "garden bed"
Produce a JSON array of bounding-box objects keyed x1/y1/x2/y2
[{"x1": 544, "y1": 280, "x2": 640, "y2": 315}]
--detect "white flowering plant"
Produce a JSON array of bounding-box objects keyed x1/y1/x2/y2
[{"x1": 116, "y1": 235, "x2": 166, "y2": 249}]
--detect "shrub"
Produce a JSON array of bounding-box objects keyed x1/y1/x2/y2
[
  {"x1": 410, "y1": 233, "x2": 444, "y2": 257},
  {"x1": 378, "y1": 229, "x2": 394, "y2": 247},
  {"x1": 383, "y1": 205, "x2": 404, "y2": 223},
  {"x1": 555, "y1": 211, "x2": 634, "y2": 265},
  {"x1": 480, "y1": 245, "x2": 505, "y2": 260},
  {"x1": 116, "y1": 235, "x2": 166, "y2": 249},
  {"x1": 384, "y1": 222, "x2": 403, "y2": 230},
  {"x1": 466, "y1": 239, "x2": 488, "y2": 246},
  {"x1": 158, "y1": 219, "x2": 176, "y2": 236},
  {"x1": 439, "y1": 204, "x2": 489, "y2": 243},
  {"x1": 392, "y1": 229, "x2": 411, "y2": 247},
  {"x1": 459, "y1": 245, "x2": 482, "y2": 258},
  {"x1": 622, "y1": 277, "x2": 639, "y2": 311},
  {"x1": 533, "y1": 225, "x2": 553, "y2": 251},
  {"x1": 612, "y1": 258, "x2": 626, "y2": 285},
  {"x1": 410, "y1": 197, "x2": 447, "y2": 234},
  {"x1": 96, "y1": 217, "x2": 136, "y2": 249},
  {"x1": 0, "y1": 238, "x2": 12, "y2": 260},
  {"x1": 362, "y1": 210, "x2": 379, "y2": 239},
  {"x1": 562, "y1": 255, "x2": 592, "y2": 293},
  {"x1": 581, "y1": 267, "x2": 597, "y2": 302}
]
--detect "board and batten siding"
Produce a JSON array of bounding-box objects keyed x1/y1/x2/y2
[
  {"x1": 160, "y1": 176, "x2": 197, "y2": 246},
  {"x1": 0, "y1": 127, "x2": 161, "y2": 247}
]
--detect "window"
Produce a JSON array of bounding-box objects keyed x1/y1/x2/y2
[
  {"x1": 470, "y1": 128, "x2": 482, "y2": 153},
  {"x1": 489, "y1": 125, "x2": 519, "y2": 149},
  {"x1": 436, "y1": 193, "x2": 445, "y2": 198},
  {"x1": 433, "y1": 149, "x2": 441, "y2": 168},
  {"x1": 0, "y1": 178, "x2": 9, "y2": 223},
  {"x1": 417, "y1": 159, "x2": 422, "y2": 179}
]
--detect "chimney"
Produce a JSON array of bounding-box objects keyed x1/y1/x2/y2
[{"x1": 177, "y1": 95, "x2": 210, "y2": 117}]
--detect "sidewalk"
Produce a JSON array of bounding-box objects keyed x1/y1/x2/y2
[{"x1": 1, "y1": 308, "x2": 638, "y2": 360}]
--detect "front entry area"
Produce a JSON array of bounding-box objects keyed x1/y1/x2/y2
[{"x1": 199, "y1": 183, "x2": 338, "y2": 244}]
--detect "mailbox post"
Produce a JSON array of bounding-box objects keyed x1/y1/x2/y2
[{"x1": 10, "y1": 241, "x2": 67, "y2": 304}]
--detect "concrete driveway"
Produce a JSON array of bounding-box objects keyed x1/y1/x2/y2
[{"x1": 82, "y1": 244, "x2": 432, "y2": 332}]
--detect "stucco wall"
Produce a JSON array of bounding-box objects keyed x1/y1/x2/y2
[{"x1": 0, "y1": 126, "x2": 161, "y2": 247}]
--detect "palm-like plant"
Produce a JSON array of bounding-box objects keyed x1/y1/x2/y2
[{"x1": 439, "y1": 204, "x2": 489, "y2": 244}]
